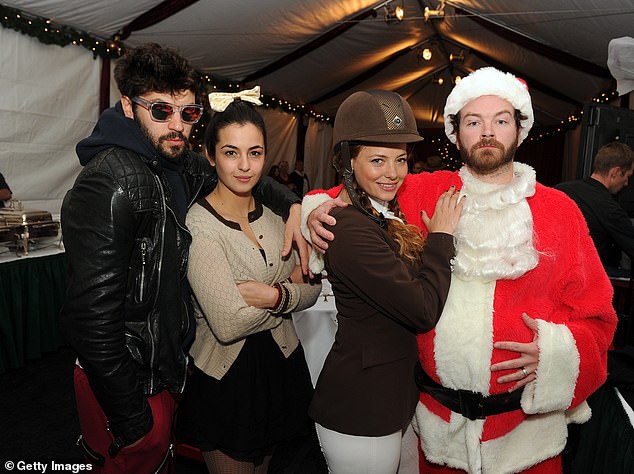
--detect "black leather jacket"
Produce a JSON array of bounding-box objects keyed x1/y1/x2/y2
[
  {"x1": 61, "y1": 144, "x2": 213, "y2": 447},
  {"x1": 61, "y1": 103, "x2": 299, "y2": 448}
]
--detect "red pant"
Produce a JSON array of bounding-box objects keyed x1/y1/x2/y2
[{"x1": 74, "y1": 366, "x2": 176, "y2": 473}]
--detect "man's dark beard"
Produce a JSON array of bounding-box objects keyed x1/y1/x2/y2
[
  {"x1": 458, "y1": 137, "x2": 517, "y2": 175},
  {"x1": 135, "y1": 115, "x2": 188, "y2": 162}
]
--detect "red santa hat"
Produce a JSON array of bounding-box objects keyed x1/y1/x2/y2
[{"x1": 443, "y1": 67, "x2": 534, "y2": 144}]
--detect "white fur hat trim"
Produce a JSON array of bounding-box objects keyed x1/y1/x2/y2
[{"x1": 443, "y1": 67, "x2": 534, "y2": 144}]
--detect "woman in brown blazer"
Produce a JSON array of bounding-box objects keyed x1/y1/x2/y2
[{"x1": 304, "y1": 90, "x2": 463, "y2": 473}]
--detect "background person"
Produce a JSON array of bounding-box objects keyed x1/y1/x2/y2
[
  {"x1": 275, "y1": 159, "x2": 296, "y2": 193},
  {"x1": 556, "y1": 141, "x2": 634, "y2": 277},
  {"x1": 61, "y1": 44, "x2": 303, "y2": 473},
  {"x1": 307, "y1": 90, "x2": 462, "y2": 474},
  {"x1": 302, "y1": 68, "x2": 617, "y2": 473},
  {"x1": 411, "y1": 159, "x2": 426, "y2": 174},
  {"x1": 268, "y1": 164, "x2": 280, "y2": 180},
  {"x1": 290, "y1": 160, "x2": 310, "y2": 197},
  {"x1": 175, "y1": 96, "x2": 320, "y2": 474},
  {"x1": 411, "y1": 155, "x2": 445, "y2": 174},
  {"x1": 0, "y1": 172, "x2": 12, "y2": 206}
]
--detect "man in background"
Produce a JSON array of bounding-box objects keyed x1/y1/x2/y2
[{"x1": 557, "y1": 141, "x2": 634, "y2": 277}]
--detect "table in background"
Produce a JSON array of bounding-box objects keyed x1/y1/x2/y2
[
  {"x1": 292, "y1": 278, "x2": 337, "y2": 387},
  {"x1": 0, "y1": 244, "x2": 67, "y2": 374}
]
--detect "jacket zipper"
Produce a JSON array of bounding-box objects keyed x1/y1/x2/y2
[
  {"x1": 139, "y1": 240, "x2": 147, "y2": 301},
  {"x1": 177, "y1": 160, "x2": 204, "y2": 390},
  {"x1": 164, "y1": 203, "x2": 192, "y2": 393},
  {"x1": 148, "y1": 157, "x2": 202, "y2": 393},
  {"x1": 147, "y1": 173, "x2": 166, "y2": 393}
]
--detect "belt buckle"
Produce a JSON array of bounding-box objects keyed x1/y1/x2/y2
[{"x1": 457, "y1": 389, "x2": 486, "y2": 420}]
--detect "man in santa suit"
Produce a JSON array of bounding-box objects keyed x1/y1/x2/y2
[{"x1": 301, "y1": 67, "x2": 617, "y2": 473}]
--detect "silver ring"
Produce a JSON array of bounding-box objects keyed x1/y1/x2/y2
[{"x1": 521, "y1": 367, "x2": 528, "y2": 378}]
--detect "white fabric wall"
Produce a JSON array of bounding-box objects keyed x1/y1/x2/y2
[
  {"x1": 110, "y1": 62, "x2": 122, "y2": 106},
  {"x1": 260, "y1": 107, "x2": 298, "y2": 173},
  {"x1": 304, "y1": 118, "x2": 336, "y2": 191},
  {"x1": 0, "y1": 28, "x2": 102, "y2": 216}
]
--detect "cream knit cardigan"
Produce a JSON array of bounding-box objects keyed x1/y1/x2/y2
[{"x1": 186, "y1": 200, "x2": 321, "y2": 380}]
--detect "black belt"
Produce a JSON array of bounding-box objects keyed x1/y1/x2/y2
[{"x1": 415, "y1": 363, "x2": 523, "y2": 420}]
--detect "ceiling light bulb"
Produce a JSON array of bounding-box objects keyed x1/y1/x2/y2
[
  {"x1": 424, "y1": 7, "x2": 445, "y2": 21},
  {"x1": 424, "y1": 1, "x2": 446, "y2": 21},
  {"x1": 437, "y1": 77, "x2": 444, "y2": 85},
  {"x1": 394, "y1": 5, "x2": 404, "y2": 21},
  {"x1": 422, "y1": 48, "x2": 432, "y2": 61},
  {"x1": 455, "y1": 75, "x2": 462, "y2": 84}
]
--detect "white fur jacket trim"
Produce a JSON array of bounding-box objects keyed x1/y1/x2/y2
[
  {"x1": 414, "y1": 398, "x2": 589, "y2": 474},
  {"x1": 300, "y1": 193, "x2": 332, "y2": 274},
  {"x1": 521, "y1": 319, "x2": 581, "y2": 414}
]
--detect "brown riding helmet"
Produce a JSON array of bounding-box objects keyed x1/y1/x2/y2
[{"x1": 332, "y1": 90, "x2": 423, "y2": 149}]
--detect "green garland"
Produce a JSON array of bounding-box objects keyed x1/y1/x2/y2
[{"x1": 0, "y1": 3, "x2": 123, "y2": 58}]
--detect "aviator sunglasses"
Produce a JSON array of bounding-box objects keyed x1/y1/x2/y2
[{"x1": 131, "y1": 96, "x2": 204, "y2": 124}]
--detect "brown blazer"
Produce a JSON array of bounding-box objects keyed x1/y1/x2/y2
[{"x1": 308, "y1": 206, "x2": 454, "y2": 436}]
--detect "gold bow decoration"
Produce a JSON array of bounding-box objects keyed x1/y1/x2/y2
[{"x1": 208, "y1": 86, "x2": 262, "y2": 112}]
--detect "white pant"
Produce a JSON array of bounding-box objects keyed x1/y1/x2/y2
[{"x1": 315, "y1": 422, "x2": 419, "y2": 474}]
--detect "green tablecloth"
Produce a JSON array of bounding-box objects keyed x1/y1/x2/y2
[{"x1": 0, "y1": 252, "x2": 67, "y2": 374}]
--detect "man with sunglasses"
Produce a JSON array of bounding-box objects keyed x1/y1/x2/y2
[{"x1": 61, "y1": 43, "x2": 303, "y2": 473}]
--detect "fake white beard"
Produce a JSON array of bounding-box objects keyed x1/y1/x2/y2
[{"x1": 453, "y1": 162, "x2": 539, "y2": 282}]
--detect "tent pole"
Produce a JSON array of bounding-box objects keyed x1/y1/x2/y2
[{"x1": 99, "y1": 57, "x2": 111, "y2": 114}]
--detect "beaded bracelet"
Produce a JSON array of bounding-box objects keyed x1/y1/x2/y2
[
  {"x1": 271, "y1": 282, "x2": 282, "y2": 310},
  {"x1": 271, "y1": 282, "x2": 291, "y2": 314}
]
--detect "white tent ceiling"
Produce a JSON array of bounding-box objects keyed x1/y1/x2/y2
[{"x1": 2, "y1": 0, "x2": 632, "y2": 130}]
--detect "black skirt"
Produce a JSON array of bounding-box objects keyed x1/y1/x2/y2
[{"x1": 175, "y1": 330, "x2": 314, "y2": 460}]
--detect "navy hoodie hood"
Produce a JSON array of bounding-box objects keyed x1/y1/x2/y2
[{"x1": 76, "y1": 101, "x2": 158, "y2": 166}]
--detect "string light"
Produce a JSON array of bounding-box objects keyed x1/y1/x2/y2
[
  {"x1": 200, "y1": 74, "x2": 333, "y2": 124},
  {"x1": 526, "y1": 88, "x2": 619, "y2": 143},
  {"x1": 0, "y1": 4, "x2": 122, "y2": 58}
]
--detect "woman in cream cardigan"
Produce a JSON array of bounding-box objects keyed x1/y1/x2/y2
[{"x1": 175, "y1": 90, "x2": 320, "y2": 473}]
